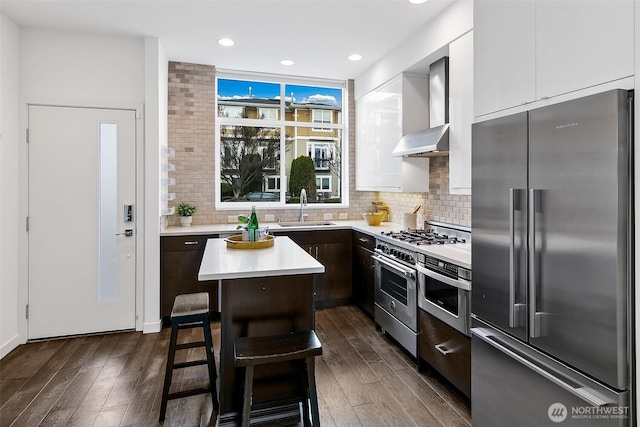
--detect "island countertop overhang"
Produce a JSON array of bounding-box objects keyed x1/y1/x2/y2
[{"x1": 198, "y1": 235, "x2": 325, "y2": 281}]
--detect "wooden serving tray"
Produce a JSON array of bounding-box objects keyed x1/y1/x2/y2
[{"x1": 225, "y1": 234, "x2": 275, "y2": 249}]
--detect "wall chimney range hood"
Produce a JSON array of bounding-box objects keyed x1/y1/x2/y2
[{"x1": 392, "y1": 57, "x2": 449, "y2": 157}]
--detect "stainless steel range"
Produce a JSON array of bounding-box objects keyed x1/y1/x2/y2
[{"x1": 373, "y1": 221, "x2": 471, "y2": 357}]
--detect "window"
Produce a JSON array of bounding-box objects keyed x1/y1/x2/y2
[
  {"x1": 316, "y1": 176, "x2": 332, "y2": 192},
  {"x1": 312, "y1": 109, "x2": 333, "y2": 132},
  {"x1": 265, "y1": 175, "x2": 281, "y2": 191},
  {"x1": 216, "y1": 74, "x2": 346, "y2": 206},
  {"x1": 307, "y1": 142, "x2": 333, "y2": 170},
  {"x1": 218, "y1": 105, "x2": 245, "y2": 118},
  {"x1": 259, "y1": 108, "x2": 279, "y2": 120}
]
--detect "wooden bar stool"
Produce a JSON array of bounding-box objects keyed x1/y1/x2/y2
[
  {"x1": 234, "y1": 330, "x2": 322, "y2": 427},
  {"x1": 159, "y1": 292, "x2": 219, "y2": 422}
]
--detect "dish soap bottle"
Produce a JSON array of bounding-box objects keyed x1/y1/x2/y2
[{"x1": 248, "y1": 205, "x2": 259, "y2": 242}]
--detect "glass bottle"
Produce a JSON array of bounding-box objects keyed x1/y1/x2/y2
[{"x1": 248, "y1": 205, "x2": 259, "y2": 242}]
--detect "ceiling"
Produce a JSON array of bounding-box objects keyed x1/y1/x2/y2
[{"x1": 1, "y1": 0, "x2": 457, "y2": 80}]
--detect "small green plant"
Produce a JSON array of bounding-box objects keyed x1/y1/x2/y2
[
  {"x1": 176, "y1": 202, "x2": 197, "y2": 217},
  {"x1": 236, "y1": 215, "x2": 249, "y2": 230}
]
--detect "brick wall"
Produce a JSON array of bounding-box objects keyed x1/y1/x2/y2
[
  {"x1": 166, "y1": 61, "x2": 470, "y2": 228},
  {"x1": 167, "y1": 62, "x2": 216, "y2": 225}
]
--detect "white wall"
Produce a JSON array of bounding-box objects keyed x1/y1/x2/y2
[
  {"x1": 20, "y1": 28, "x2": 145, "y2": 106},
  {"x1": 0, "y1": 14, "x2": 21, "y2": 359},
  {"x1": 4, "y1": 27, "x2": 156, "y2": 353},
  {"x1": 354, "y1": 0, "x2": 473, "y2": 100},
  {"x1": 142, "y1": 37, "x2": 168, "y2": 333}
]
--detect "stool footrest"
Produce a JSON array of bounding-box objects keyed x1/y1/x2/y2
[
  {"x1": 177, "y1": 321, "x2": 206, "y2": 330},
  {"x1": 176, "y1": 340, "x2": 206, "y2": 351},
  {"x1": 174, "y1": 359, "x2": 209, "y2": 370},
  {"x1": 167, "y1": 386, "x2": 214, "y2": 401}
]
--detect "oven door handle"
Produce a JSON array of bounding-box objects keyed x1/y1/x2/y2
[
  {"x1": 372, "y1": 253, "x2": 416, "y2": 278},
  {"x1": 416, "y1": 263, "x2": 471, "y2": 291}
]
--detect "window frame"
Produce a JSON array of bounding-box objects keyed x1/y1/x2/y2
[{"x1": 215, "y1": 70, "x2": 349, "y2": 210}]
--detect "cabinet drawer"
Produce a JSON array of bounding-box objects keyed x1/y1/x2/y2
[
  {"x1": 162, "y1": 235, "x2": 211, "y2": 252},
  {"x1": 352, "y1": 230, "x2": 376, "y2": 251},
  {"x1": 419, "y1": 309, "x2": 470, "y2": 397}
]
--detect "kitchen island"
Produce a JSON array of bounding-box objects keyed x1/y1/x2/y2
[{"x1": 198, "y1": 236, "x2": 324, "y2": 427}]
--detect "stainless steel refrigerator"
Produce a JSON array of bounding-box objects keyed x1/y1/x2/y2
[{"x1": 471, "y1": 89, "x2": 633, "y2": 426}]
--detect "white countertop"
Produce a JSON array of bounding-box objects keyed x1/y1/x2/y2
[
  {"x1": 168, "y1": 219, "x2": 471, "y2": 269},
  {"x1": 161, "y1": 219, "x2": 400, "y2": 236},
  {"x1": 198, "y1": 236, "x2": 325, "y2": 281}
]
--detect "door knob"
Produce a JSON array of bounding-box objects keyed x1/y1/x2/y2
[{"x1": 116, "y1": 229, "x2": 134, "y2": 237}]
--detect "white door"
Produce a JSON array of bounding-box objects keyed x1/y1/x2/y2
[{"x1": 28, "y1": 105, "x2": 137, "y2": 339}]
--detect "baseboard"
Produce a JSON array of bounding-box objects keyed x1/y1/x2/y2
[
  {"x1": 142, "y1": 319, "x2": 162, "y2": 334},
  {"x1": 0, "y1": 334, "x2": 22, "y2": 360}
]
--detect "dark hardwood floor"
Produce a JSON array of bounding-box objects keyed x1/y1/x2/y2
[{"x1": 0, "y1": 305, "x2": 471, "y2": 427}]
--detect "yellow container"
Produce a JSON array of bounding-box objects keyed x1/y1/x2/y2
[
  {"x1": 225, "y1": 234, "x2": 275, "y2": 249},
  {"x1": 362, "y1": 212, "x2": 385, "y2": 226}
]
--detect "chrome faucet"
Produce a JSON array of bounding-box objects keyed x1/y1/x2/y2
[{"x1": 299, "y1": 189, "x2": 308, "y2": 222}]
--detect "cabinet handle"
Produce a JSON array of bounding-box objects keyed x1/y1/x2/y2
[
  {"x1": 358, "y1": 237, "x2": 369, "y2": 244},
  {"x1": 315, "y1": 246, "x2": 318, "y2": 259},
  {"x1": 435, "y1": 343, "x2": 453, "y2": 356},
  {"x1": 184, "y1": 241, "x2": 199, "y2": 245}
]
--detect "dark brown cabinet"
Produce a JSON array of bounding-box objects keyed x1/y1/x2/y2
[
  {"x1": 274, "y1": 229, "x2": 352, "y2": 308},
  {"x1": 160, "y1": 235, "x2": 220, "y2": 323},
  {"x1": 418, "y1": 309, "x2": 470, "y2": 397},
  {"x1": 351, "y1": 230, "x2": 375, "y2": 318}
]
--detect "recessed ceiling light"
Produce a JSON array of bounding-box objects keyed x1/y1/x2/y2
[
  {"x1": 281, "y1": 59, "x2": 294, "y2": 66},
  {"x1": 218, "y1": 38, "x2": 235, "y2": 47},
  {"x1": 348, "y1": 54, "x2": 363, "y2": 61},
  {"x1": 409, "y1": 0, "x2": 428, "y2": 4}
]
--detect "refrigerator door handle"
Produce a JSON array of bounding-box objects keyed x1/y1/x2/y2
[
  {"x1": 528, "y1": 189, "x2": 541, "y2": 338},
  {"x1": 509, "y1": 188, "x2": 525, "y2": 328},
  {"x1": 473, "y1": 328, "x2": 615, "y2": 407}
]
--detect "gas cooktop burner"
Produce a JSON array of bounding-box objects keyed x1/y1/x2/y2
[{"x1": 380, "y1": 228, "x2": 467, "y2": 245}]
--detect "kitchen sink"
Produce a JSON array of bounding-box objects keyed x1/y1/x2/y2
[{"x1": 278, "y1": 221, "x2": 335, "y2": 227}]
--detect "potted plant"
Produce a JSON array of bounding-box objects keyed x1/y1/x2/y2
[{"x1": 176, "y1": 202, "x2": 197, "y2": 227}]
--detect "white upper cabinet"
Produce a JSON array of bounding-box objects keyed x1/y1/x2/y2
[
  {"x1": 474, "y1": 0, "x2": 536, "y2": 117},
  {"x1": 474, "y1": 0, "x2": 634, "y2": 117},
  {"x1": 355, "y1": 74, "x2": 429, "y2": 192},
  {"x1": 535, "y1": 0, "x2": 634, "y2": 100},
  {"x1": 355, "y1": 75, "x2": 403, "y2": 191},
  {"x1": 449, "y1": 31, "x2": 473, "y2": 195}
]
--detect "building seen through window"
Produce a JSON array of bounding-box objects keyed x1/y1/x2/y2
[{"x1": 216, "y1": 75, "x2": 344, "y2": 205}]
